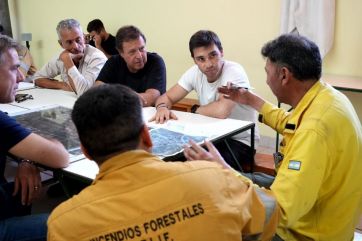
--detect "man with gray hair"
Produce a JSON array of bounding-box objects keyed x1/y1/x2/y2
[
  {"x1": 34, "y1": 19, "x2": 107, "y2": 96},
  {"x1": 185, "y1": 34, "x2": 362, "y2": 241},
  {"x1": 0, "y1": 34, "x2": 69, "y2": 240}
]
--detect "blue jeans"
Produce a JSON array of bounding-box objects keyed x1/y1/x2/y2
[
  {"x1": 242, "y1": 172, "x2": 275, "y2": 189},
  {"x1": 0, "y1": 214, "x2": 48, "y2": 241},
  {"x1": 0, "y1": 181, "x2": 48, "y2": 241},
  {"x1": 0, "y1": 182, "x2": 31, "y2": 220}
]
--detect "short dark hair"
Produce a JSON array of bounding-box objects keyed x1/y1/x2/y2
[
  {"x1": 261, "y1": 34, "x2": 322, "y2": 81},
  {"x1": 0, "y1": 34, "x2": 20, "y2": 64},
  {"x1": 87, "y1": 19, "x2": 105, "y2": 34},
  {"x1": 189, "y1": 30, "x2": 223, "y2": 58},
  {"x1": 72, "y1": 84, "x2": 144, "y2": 162},
  {"x1": 115, "y1": 25, "x2": 146, "y2": 52}
]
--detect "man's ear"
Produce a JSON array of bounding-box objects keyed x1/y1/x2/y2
[
  {"x1": 191, "y1": 50, "x2": 196, "y2": 63},
  {"x1": 80, "y1": 143, "x2": 93, "y2": 160},
  {"x1": 193, "y1": 57, "x2": 197, "y2": 65},
  {"x1": 118, "y1": 49, "x2": 124, "y2": 58},
  {"x1": 139, "y1": 125, "x2": 153, "y2": 152},
  {"x1": 280, "y1": 67, "x2": 291, "y2": 86},
  {"x1": 58, "y1": 40, "x2": 63, "y2": 48}
]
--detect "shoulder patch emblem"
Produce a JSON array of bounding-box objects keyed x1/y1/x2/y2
[{"x1": 288, "y1": 160, "x2": 301, "y2": 171}]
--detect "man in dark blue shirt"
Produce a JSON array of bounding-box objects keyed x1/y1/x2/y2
[
  {"x1": 0, "y1": 34, "x2": 69, "y2": 241},
  {"x1": 96, "y1": 25, "x2": 166, "y2": 107}
]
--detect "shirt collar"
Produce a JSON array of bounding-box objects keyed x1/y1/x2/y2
[
  {"x1": 94, "y1": 150, "x2": 161, "y2": 182},
  {"x1": 285, "y1": 81, "x2": 324, "y2": 132}
]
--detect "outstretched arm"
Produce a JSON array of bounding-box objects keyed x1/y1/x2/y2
[
  {"x1": 218, "y1": 82, "x2": 265, "y2": 111},
  {"x1": 149, "y1": 84, "x2": 188, "y2": 124},
  {"x1": 194, "y1": 94, "x2": 235, "y2": 119}
]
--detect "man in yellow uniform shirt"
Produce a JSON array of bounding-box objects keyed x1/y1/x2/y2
[
  {"x1": 47, "y1": 84, "x2": 279, "y2": 241},
  {"x1": 185, "y1": 34, "x2": 362, "y2": 241}
]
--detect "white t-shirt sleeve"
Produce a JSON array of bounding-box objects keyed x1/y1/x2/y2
[
  {"x1": 68, "y1": 50, "x2": 107, "y2": 96},
  {"x1": 220, "y1": 62, "x2": 250, "y2": 89},
  {"x1": 177, "y1": 65, "x2": 200, "y2": 92}
]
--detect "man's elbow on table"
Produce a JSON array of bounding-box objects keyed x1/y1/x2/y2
[{"x1": 9, "y1": 133, "x2": 70, "y2": 169}]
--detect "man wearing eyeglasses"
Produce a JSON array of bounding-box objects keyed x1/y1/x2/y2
[
  {"x1": 86, "y1": 19, "x2": 117, "y2": 59},
  {"x1": 34, "y1": 19, "x2": 107, "y2": 96}
]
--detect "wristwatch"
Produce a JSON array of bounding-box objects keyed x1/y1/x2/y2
[
  {"x1": 191, "y1": 104, "x2": 200, "y2": 113},
  {"x1": 20, "y1": 159, "x2": 35, "y2": 165}
]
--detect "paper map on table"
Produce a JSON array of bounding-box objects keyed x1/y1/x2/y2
[
  {"x1": 149, "y1": 127, "x2": 206, "y2": 157},
  {"x1": 13, "y1": 106, "x2": 207, "y2": 160},
  {"x1": 13, "y1": 106, "x2": 83, "y2": 162}
]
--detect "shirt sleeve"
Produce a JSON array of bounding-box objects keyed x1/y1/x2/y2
[
  {"x1": 145, "y1": 53, "x2": 166, "y2": 94},
  {"x1": 96, "y1": 56, "x2": 117, "y2": 84},
  {"x1": 228, "y1": 170, "x2": 280, "y2": 240},
  {"x1": 0, "y1": 111, "x2": 31, "y2": 153},
  {"x1": 259, "y1": 102, "x2": 292, "y2": 134},
  {"x1": 33, "y1": 56, "x2": 62, "y2": 81},
  {"x1": 221, "y1": 63, "x2": 250, "y2": 88},
  {"x1": 178, "y1": 66, "x2": 198, "y2": 92},
  {"x1": 270, "y1": 129, "x2": 329, "y2": 227},
  {"x1": 68, "y1": 51, "x2": 107, "y2": 96}
]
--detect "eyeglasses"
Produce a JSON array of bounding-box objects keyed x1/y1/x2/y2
[{"x1": 15, "y1": 94, "x2": 33, "y2": 103}]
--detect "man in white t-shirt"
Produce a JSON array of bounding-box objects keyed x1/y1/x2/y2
[{"x1": 150, "y1": 30, "x2": 259, "y2": 172}]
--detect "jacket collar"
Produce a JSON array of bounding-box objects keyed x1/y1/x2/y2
[
  {"x1": 284, "y1": 81, "x2": 324, "y2": 132},
  {"x1": 94, "y1": 150, "x2": 161, "y2": 182}
]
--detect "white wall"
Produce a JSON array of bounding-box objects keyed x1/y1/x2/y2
[{"x1": 10, "y1": 0, "x2": 362, "y2": 138}]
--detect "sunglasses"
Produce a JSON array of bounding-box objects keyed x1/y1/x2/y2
[{"x1": 15, "y1": 94, "x2": 33, "y2": 103}]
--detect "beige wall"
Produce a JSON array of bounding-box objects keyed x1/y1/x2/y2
[
  {"x1": 323, "y1": 0, "x2": 362, "y2": 135},
  {"x1": 10, "y1": 0, "x2": 362, "y2": 138}
]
